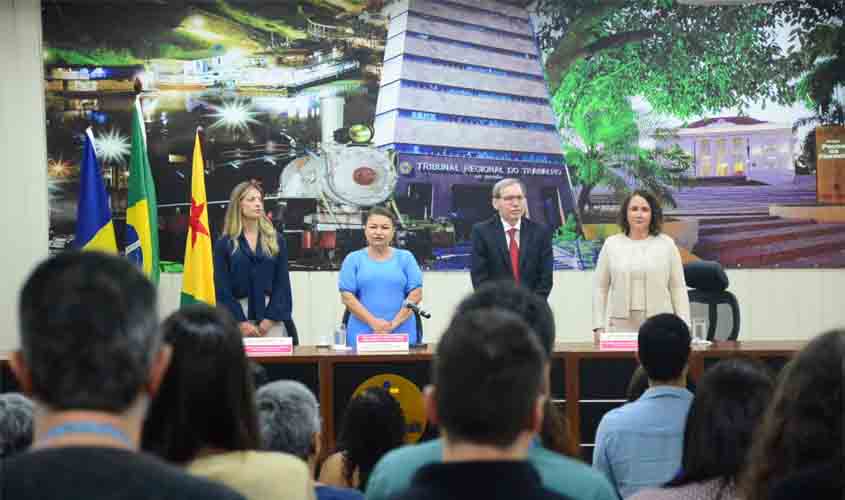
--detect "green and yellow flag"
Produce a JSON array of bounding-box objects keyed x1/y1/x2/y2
[
  {"x1": 126, "y1": 97, "x2": 160, "y2": 284},
  {"x1": 180, "y1": 131, "x2": 216, "y2": 305}
]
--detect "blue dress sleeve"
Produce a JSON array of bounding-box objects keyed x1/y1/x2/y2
[
  {"x1": 264, "y1": 233, "x2": 293, "y2": 321},
  {"x1": 213, "y1": 237, "x2": 247, "y2": 322},
  {"x1": 338, "y1": 251, "x2": 359, "y2": 295},
  {"x1": 402, "y1": 250, "x2": 423, "y2": 294}
]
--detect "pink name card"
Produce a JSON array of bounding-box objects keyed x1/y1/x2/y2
[
  {"x1": 356, "y1": 334, "x2": 409, "y2": 353},
  {"x1": 599, "y1": 331, "x2": 638, "y2": 351},
  {"x1": 244, "y1": 337, "x2": 294, "y2": 356}
]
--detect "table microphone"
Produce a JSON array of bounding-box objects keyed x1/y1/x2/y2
[{"x1": 403, "y1": 300, "x2": 431, "y2": 319}]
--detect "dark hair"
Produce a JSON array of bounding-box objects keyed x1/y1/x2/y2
[
  {"x1": 365, "y1": 206, "x2": 397, "y2": 226},
  {"x1": 434, "y1": 309, "x2": 545, "y2": 448},
  {"x1": 666, "y1": 359, "x2": 774, "y2": 495},
  {"x1": 141, "y1": 304, "x2": 260, "y2": 464},
  {"x1": 455, "y1": 280, "x2": 555, "y2": 357},
  {"x1": 18, "y1": 251, "x2": 159, "y2": 412},
  {"x1": 256, "y1": 380, "x2": 320, "y2": 461},
  {"x1": 618, "y1": 190, "x2": 663, "y2": 236},
  {"x1": 337, "y1": 387, "x2": 405, "y2": 491},
  {"x1": 540, "y1": 399, "x2": 578, "y2": 458},
  {"x1": 742, "y1": 330, "x2": 845, "y2": 500},
  {"x1": 638, "y1": 314, "x2": 691, "y2": 382},
  {"x1": 0, "y1": 393, "x2": 34, "y2": 458}
]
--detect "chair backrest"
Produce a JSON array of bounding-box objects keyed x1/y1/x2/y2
[
  {"x1": 688, "y1": 289, "x2": 740, "y2": 341},
  {"x1": 341, "y1": 308, "x2": 424, "y2": 344}
]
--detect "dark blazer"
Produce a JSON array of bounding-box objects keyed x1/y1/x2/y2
[{"x1": 470, "y1": 216, "x2": 553, "y2": 298}]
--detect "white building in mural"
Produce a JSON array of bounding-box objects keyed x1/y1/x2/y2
[{"x1": 658, "y1": 116, "x2": 795, "y2": 185}]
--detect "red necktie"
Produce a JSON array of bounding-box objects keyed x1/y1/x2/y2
[{"x1": 508, "y1": 227, "x2": 520, "y2": 284}]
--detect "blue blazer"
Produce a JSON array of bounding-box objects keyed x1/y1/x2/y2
[{"x1": 213, "y1": 233, "x2": 293, "y2": 322}]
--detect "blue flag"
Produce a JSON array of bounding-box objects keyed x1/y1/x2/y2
[{"x1": 75, "y1": 129, "x2": 117, "y2": 253}]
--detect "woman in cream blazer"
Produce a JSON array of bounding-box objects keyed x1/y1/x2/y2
[{"x1": 593, "y1": 190, "x2": 690, "y2": 339}]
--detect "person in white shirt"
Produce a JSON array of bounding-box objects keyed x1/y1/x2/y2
[{"x1": 593, "y1": 190, "x2": 690, "y2": 342}]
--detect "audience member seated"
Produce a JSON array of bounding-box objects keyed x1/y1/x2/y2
[
  {"x1": 392, "y1": 309, "x2": 571, "y2": 500},
  {"x1": 629, "y1": 358, "x2": 774, "y2": 500},
  {"x1": 366, "y1": 281, "x2": 617, "y2": 500},
  {"x1": 742, "y1": 329, "x2": 845, "y2": 500},
  {"x1": 256, "y1": 380, "x2": 364, "y2": 500},
  {"x1": 0, "y1": 392, "x2": 34, "y2": 458},
  {"x1": 539, "y1": 399, "x2": 578, "y2": 458},
  {"x1": 5, "y1": 252, "x2": 243, "y2": 500},
  {"x1": 319, "y1": 387, "x2": 405, "y2": 491},
  {"x1": 593, "y1": 313, "x2": 694, "y2": 498},
  {"x1": 626, "y1": 366, "x2": 650, "y2": 402},
  {"x1": 141, "y1": 304, "x2": 314, "y2": 500}
]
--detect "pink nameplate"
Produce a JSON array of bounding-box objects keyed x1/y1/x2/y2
[
  {"x1": 244, "y1": 337, "x2": 294, "y2": 356},
  {"x1": 599, "y1": 331, "x2": 638, "y2": 351},
  {"x1": 356, "y1": 334, "x2": 409, "y2": 353}
]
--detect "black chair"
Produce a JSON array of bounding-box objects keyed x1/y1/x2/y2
[
  {"x1": 684, "y1": 260, "x2": 740, "y2": 341},
  {"x1": 341, "y1": 308, "x2": 424, "y2": 344}
]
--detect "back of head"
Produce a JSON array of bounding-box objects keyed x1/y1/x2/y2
[
  {"x1": 0, "y1": 393, "x2": 35, "y2": 458},
  {"x1": 669, "y1": 358, "x2": 774, "y2": 487},
  {"x1": 18, "y1": 251, "x2": 158, "y2": 412},
  {"x1": 455, "y1": 280, "x2": 555, "y2": 356},
  {"x1": 141, "y1": 304, "x2": 259, "y2": 463},
  {"x1": 256, "y1": 380, "x2": 320, "y2": 460},
  {"x1": 434, "y1": 309, "x2": 545, "y2": 448},
  {"x1": 638, "y1": 314, "x2": 691, "y2": 382},
  {"x1": 338, "y1": 387, "x2": 405, "y2": 490},
  {"x1": 742, "y1": 329, "x2": 845, "y2": 500}
]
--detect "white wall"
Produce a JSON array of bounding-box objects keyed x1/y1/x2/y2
[
  {"x1": 0, "y1": 0, "x2": 49, "y2": 351},
  {"x1": 158, "y1": 269, "x2": 845, "y2": 345},
  {"x1": 1, "y1": 1, "x2": 843, "y2": 351}
]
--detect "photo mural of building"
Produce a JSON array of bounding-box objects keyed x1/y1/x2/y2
[
  {"x1": 658, "y1": 117, "x2": 795, "y2": 185},
  {"x1": 374, "y1": 0, "x2": 581, "y2": 269}
]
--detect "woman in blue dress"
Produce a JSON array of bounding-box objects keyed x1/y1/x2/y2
[
  {"x1": 213, "y1": 181, "x2": 297, "y2": 344},
  {"x1": 338, "y1": 207, "x2": 423, "y2": 348}
]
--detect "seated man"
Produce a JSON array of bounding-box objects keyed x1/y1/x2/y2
[
  {"x1": 593, "y1": 313, "x2": 694, "y2": 498},
  {"x1": 0, "y1": 392, "x2": 34, "y2": 458},
  {"x1": 5, "y1": 252, "x2": 243, "y2": 500},
  {"x1": 393, "y1": 309, "x2": 565, "y2": 500},
  {"x1": 366, "y1": 282, "x2": 616, "y2": 500},
  {"x1": 256, "y1": 380, "x2": 363, "y2": 500}
]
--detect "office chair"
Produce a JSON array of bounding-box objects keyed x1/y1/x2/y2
[{"x1": 684, "y1": 260, "x2": 740, "y2": 341}]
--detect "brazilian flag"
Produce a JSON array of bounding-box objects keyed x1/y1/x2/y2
[{"x1": 125, "y1": 97, "x2": 159, "y2": 284}]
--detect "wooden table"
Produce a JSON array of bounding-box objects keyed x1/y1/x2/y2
[{"x1": 1, "y1": 341, "x2": 802, "y2": 457}]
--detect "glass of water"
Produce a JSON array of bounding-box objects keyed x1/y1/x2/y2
[
  {"x1": 333, "y1": 324, "x2": 348, "y2": 350},
  {"x1": 691, "y1": 318, "x2": 708, "y2": 344}
]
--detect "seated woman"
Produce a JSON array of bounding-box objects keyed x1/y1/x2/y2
[
  {"x1": 629, "y1": 358, "x2": 774, "y2": 500},
  {"x1": 141, "y1": 304, "x2": 313, "y2": 500},
  {"x1": 318, "y1": 388, "x2": 406, "y2": 491},
  {"x1": 741, "y1": 329, "x2": 844, "y2": 500},
  {"x1": 338, "y1": 207, "x2": 423, "y2": 348}
]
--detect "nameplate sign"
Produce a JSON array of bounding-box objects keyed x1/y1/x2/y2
[
  {"x1": 356, "y1": 334, "x2": 409, "y2": 353},
  {"x1": 244, "y1": 337, "x2": 294, "y2": 356},
  {"x1": 599, "y1": 331, "x2": 638, "y2": 351}
]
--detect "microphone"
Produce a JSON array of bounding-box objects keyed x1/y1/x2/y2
[{"x1": 403, "y1": 300, "x2": 431, "y2": 319}]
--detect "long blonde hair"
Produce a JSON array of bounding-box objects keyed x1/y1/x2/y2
[{"x1": 222, "y1": 181, "x2": 279, "y2": 257}]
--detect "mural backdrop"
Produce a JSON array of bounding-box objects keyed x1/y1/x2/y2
[{"x1": 44, "y1": 0, "x2": 845, "y2": 270}]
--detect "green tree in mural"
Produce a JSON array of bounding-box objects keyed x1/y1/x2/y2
[
  {"x1": 535, "y1": 0, "x2": 798, "y2": 118},
  {"x1": 555, "y1": 62, "x2": 692, "y2": 217}
]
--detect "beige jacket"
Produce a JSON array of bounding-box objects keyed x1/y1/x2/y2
[
  {"x1": 189, "y1": 451, "x2": 315, "y2": 500},
  {"x1": 593, "y1": 233, "x2": 690, "y2": 330}
]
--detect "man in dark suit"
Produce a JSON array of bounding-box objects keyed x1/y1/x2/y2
[{"x1": 470, "y1": 178, "x2": 553, "y2": 299}]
